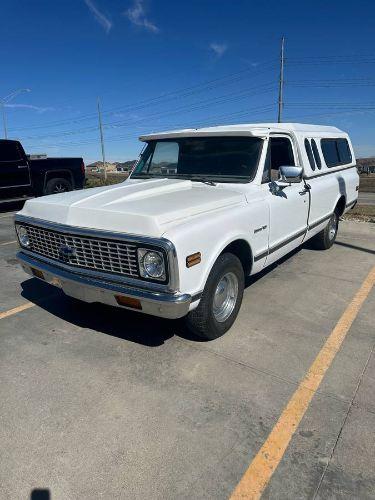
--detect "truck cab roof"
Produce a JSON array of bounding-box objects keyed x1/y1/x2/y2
[{"x1": 139, "y1": 123, "x2": 346, "y2": 141}]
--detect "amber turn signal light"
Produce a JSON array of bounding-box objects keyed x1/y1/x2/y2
[
  {"x1": 115, "y1": 295, "x2": 142, "y2": 310},
  {"x1": 186, "y1": 252, "x2": 201, "y2": 268},
  {"x1": 31, "y1": 268, "x2": 45, "y2": 280}
]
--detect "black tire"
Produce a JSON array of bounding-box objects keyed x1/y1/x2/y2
[
  {"x1": 185, "y1": 253, "x2": 244, "y2": 340},
  {"x1": 311, "y1": 212, "x2": 339, "y2": 250},
  {"x1": 44, "y1": 178, "x2": 72, "y2": 195}
]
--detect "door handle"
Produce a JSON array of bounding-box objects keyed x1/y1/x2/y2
[
  {"x1": 299, "y1": 184, "x2": 311, "y2": 195},
  {"x1": 18, "y1": 165, "x2": 28, "y2": 169}
]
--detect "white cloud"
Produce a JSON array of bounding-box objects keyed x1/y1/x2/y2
[
  {"x1": 84, "y1": 0, "x2": 112, "y2": 33},
  {"x1": 124, "y1": 0, "x2": 159, "y2": 33},
  {"x1": 5, "y1": 103, "x2": 54, "y2": 114},
  {"x1": 209, "y1": 42, "x2": 228, "y2": 58}
]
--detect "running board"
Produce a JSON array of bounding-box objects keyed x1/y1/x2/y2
[{"x1": 0, "y1": 196, "x2": 34, "y2": 204}]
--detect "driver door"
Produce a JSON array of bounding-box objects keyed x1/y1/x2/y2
[{"x1": 261, "y1": 135, "x2": 309, "y2": 266}]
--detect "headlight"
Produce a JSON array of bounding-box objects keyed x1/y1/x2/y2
[
  {"x1": 137, "y1": 248, "x2": 166, "y2": 280},
  {"x1": 16, "y1": 225, "x2": 31, "y2": 248}
]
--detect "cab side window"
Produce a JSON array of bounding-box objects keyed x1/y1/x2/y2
[
  {"x1": 304, "y1": 139, "x2": 316, "y2": 171},
  {"x1": 0, "y1": 141, "x2": 21, "y2": 162},
  {"x1": 321, "y1": 138, "x2": 352, "y2": 168},
  {"x1": 311, "y1": 139, "x2": 322, "y2": 170},
  {"x1": 262, "y1": 137, "x2": 295, "y2": 183}
]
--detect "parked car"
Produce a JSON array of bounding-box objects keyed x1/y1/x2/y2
[
  {"x1": 0, "y1": 139, "x2": 85, "y2": 202},
  {"x1": 15, "y1": 123, "x2": 359, "y2": 340}
]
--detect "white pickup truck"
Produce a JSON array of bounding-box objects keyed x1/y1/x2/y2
[{"x1": 15, "y1": 123, "x2": 359, "y2": 340}]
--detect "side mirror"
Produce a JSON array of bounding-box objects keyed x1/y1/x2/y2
[{"x1": 279, "y1": 165, "x2": 303, "y2": 184}]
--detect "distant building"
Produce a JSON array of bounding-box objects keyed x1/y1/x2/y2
[
  {"x1": 359, "y1": 165, "x2": 375, "y2": 174},
  {"x1": 86, "y1": 162, "x2": 117, "y2": 172},
  {"x1": 27, "y1": 154, "x2": 48, "y2": 160}
]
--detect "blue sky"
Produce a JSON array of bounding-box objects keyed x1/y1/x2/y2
[{"x1": 1, "y1": 0, "x2": 375, "y2": 163}]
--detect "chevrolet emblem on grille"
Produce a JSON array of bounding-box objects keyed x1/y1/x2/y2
[{"x1": 59, "y1": 244, "x2": 76, "y2": 262}]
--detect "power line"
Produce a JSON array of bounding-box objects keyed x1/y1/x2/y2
[
  {"x1": 8, "y1": 61, "x2": 277, "y2": 132},
  {"x1": 24, "y1": 104, "x2": 277, "y2": 147},
  {"x1": 286, "y1": 102, "x2": 375, "y2": 107},
  {"x1": 286, "y1": 79, "x2": 375, "y2": 88},
  {"x1": 284, "y1": 108, "x2": 375, "y2": 121},
  {"x1": 286, "y1": 59, "x2": 375, "y2": 66},
  {"x1": 17, "y1": 83, "x2": 277, "y2": 140},
  {"x1": 21, "y1": 104, "x2": 277, "y2": 149}
]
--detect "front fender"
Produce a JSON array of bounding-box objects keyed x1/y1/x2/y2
[{"x1": 163, "y1": 202, "x2": 269, "y2": 296}]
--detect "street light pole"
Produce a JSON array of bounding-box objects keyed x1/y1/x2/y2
[{"x1": 0, "y1": 88, "x2": 31, "y2": 139}]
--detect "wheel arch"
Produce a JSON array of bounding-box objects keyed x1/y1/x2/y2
[
  {"x1": 44, "y1": 170, "x2": 74, "y2": 191},
  {"x1": 219, "y1": 239, "x2": 253, "y2": 277},
  {"x1": 334, "y1": 195, "x2": 346, "y2": 217},
  {"x1": 186, "y1": 236, "x2": 254, "y2": 300}
]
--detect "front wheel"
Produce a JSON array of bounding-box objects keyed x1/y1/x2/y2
[
  {"x1": 311, "y1": 212, "x2": 338, "y2": 250},
  {"x1": 185, "y1": 253, "x2": 244, "y2": 340}
]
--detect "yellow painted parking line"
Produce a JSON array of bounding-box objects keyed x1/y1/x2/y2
[
  {"x1": 0, "y1": 240, "x2": 17, "y2": 246},
  {"x1": 0, "y1": 302, "x2": 36, "y2": 320},
  {"x1": 230, "y1": 265, "x2": 375, "y2": 500}
]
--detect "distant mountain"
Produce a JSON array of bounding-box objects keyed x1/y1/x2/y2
[{"x1": 357, "y1": 157, "x2": 375, "y2": 166}]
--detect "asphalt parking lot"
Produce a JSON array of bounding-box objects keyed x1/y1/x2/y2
[{"x1": 0, "y1": 203, "x2": 374, "y2": 500}]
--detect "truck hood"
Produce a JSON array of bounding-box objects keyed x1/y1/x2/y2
[{"x1": 20, "y1": 178, "x2": 246, "y2": 237}]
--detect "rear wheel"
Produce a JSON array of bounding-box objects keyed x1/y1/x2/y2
[
  {"x1": 185, "y1": 253, "x2": 244, "y2": 340},
  {"x1": 44, "y1": 178, "x2": 72, "y2": 195},
  {"x1": 311, "y1": 212, "x2": 338, "y2": 250}
]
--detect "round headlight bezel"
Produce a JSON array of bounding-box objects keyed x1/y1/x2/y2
[
  {"x1": 137, "y1": 248, "x2": 166, "y2": 281},
  {"x1": 16, "y1": 225, "x2": 31, "y2": 248}
]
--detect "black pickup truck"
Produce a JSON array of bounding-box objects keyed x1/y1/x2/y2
[{"x1": 0, "y1": 139, "x2": 85, "y2": 202}]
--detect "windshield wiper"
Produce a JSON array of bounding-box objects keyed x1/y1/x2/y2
[
  {"x1": 131, "y1": 173, "x2": 158, "y2": 179},
  {"x1": 178, "y1": 175, "x2": 217, "y2": 186},
  {"x1": 131, "y1": 173, "x2": 217, "y2": 185},
  {"x1": 191, "y1": 178, "x2": 216, "y2": 186}
]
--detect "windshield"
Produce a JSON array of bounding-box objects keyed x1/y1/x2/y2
[{"x1": 131, "y1": 136, "x2": 263, "y2": 183}]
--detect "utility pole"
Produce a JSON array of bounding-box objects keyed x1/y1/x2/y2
[
  {"x1": 1, "y1": 103, "x2": 7, "y2": 139},
  {"x1": 277, "y1": 36, "x2": 285, "y2": 123},
  {"x1": 97, "y1": 98, "x2": 107, "y2": 181}
]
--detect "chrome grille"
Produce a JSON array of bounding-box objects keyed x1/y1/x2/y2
[{"x1": 25, "y1": 224, "x2": 139, "y2": 277}]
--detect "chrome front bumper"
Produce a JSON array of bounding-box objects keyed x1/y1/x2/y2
[{"x1": 17, "y1": 251, "x2": 192, "y2": 319}]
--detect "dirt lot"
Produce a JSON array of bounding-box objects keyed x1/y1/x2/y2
[
  {"x1": 359, "y1": 174, "x2": 375, "y2": 193},
  {"x1": 0, "y1": 204, "x2": 374, "y2": 499},
  {"x1": 342, "y1": 203, "x2": 375, "y2": 223},
  {"x1": 85, "y1": 171, "x2": 129, "y2": 188}
]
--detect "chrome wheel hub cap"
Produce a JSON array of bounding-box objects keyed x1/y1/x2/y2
[
  {"x1": 54, "y1": 184, "x2": 66, "y2": 193},
  {"x1": 213, "y1": 272, "x2": 239, "y2": 322},
  {"x1": 328, "y1": 214, "x2": 337, "y2": 240}
]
